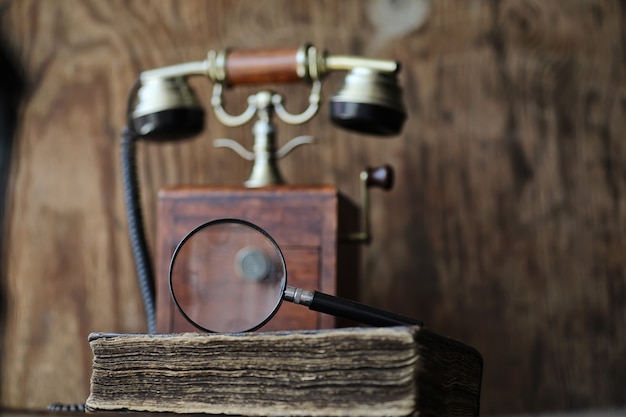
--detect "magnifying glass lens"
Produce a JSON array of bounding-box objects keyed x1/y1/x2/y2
[{"x1": 169, "y1": 220, "x2": 286, "y2": 333}]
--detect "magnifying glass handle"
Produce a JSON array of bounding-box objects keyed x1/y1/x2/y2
[{"x1": 284, "y1": 286, "x2": 424, "y2": 327}]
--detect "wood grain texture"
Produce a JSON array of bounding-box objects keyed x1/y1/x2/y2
[{"x1": 0, "y1": 0, "x2": 624, "y2": 415}]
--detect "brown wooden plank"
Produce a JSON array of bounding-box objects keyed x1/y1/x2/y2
[{"x1": 0, "y1": 0, "x2": 624, "y2": 414}]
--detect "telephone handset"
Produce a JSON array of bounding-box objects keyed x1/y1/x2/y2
[
  {"x1": 129, "y1": 44, "x2": 406, "y2": 143},
  {"x1": 121, "y1": 44, "x2": 409, "y2": 333}
]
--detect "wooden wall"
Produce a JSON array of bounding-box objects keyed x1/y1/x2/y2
[{"x1": 1, "y1": 0, "x2": 625, "y2": 415}]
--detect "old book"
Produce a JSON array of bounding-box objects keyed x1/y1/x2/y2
[{"x1": 86, "y1": 327, "x2": 482, "y2": 417}]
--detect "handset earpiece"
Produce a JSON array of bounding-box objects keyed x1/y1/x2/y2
[
  {"x1": 330, "y1": 67, "x2": 406, "y2": 136},
  {"x1": 130, "y1": 76, "x2": 205, "y2": 142}
]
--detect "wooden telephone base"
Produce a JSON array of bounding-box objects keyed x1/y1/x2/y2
[{"x1": 155, "y1": 185, "x2": 360, "y2": 333}]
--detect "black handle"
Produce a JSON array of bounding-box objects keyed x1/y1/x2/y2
[{"x1": 309, "y1": 291, "x2": 423, "y2": 327}]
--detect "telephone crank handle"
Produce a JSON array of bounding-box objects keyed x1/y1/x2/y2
[{"x1": 283, "y1": 286, "x2": 424, "y2": 327}]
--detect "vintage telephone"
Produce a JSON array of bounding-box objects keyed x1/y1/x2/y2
[{"x1": 121, "y1": 44, "x2": 412, "y2": 334}]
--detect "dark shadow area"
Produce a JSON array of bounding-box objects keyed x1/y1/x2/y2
[{"x1": 0, "y1": 31, "x2": 26, "y2": 406}]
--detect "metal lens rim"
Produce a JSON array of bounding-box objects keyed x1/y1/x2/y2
[{"x1": 168, "y1": 218, "x2": 287, "y2": 333}]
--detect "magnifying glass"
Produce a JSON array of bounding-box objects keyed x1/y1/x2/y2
[{"x1": 169, "y1": 218, "x2": 423, "y2": 333}]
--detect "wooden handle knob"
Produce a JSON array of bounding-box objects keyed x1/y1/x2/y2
[
  {"x1": 365, "y1": 165, "x2": 394, "y2": 190},
  {"x1": 225, "y1": 47, "x2": 302, "y2": 85}
]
